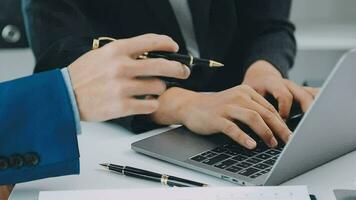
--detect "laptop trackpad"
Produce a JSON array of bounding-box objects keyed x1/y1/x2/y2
[{"x1": 132, "y1": 126, "x2": 231, "y2": 161}]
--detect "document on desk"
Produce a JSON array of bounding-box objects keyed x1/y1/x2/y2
[{"x1": 39, "y1": 186, "x2": 310, "y2": 200}]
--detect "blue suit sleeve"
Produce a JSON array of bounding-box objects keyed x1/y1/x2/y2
[{"x1": 0, "y1": 69, "x2": 80, "y2": 184}]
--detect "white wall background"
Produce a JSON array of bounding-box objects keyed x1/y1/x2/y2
[
  {"x1": 1, "y1": 0, "x2": 356, "y2": 85},
  {"x1": 289, "y1": 0, "x2": 356, "y2": 85}
]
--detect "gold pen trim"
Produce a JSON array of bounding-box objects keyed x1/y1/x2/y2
[
  {"x1": 137, "y1": 52, "x2": 149, "y2": 59},
  {"x1": 189, "y1": 54, "x2": 194, "y2": 66},
  {"x1": 161, "y1": 174, "x2": 169, "y2": 186},
  {"x1": 92, "y1": 37, "x2": 116, "y2": 50},
  {"x1": 209, "y1": 60, "x2": 224, "y2": 68}
]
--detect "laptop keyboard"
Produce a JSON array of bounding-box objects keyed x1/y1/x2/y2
[{"x1": 190, "y1": 140, "x2": 284, "y2": 179}]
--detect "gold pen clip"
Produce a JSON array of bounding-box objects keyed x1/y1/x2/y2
[
  {"x1": 137, "y1": 52, "x2": 149, "y2": 60},
  {"x1": 160, "y1": 174, "x2": 170, "y2": 186},
  {"x1": 92, "y1": 37, "x2": 116, "y2": 50}
]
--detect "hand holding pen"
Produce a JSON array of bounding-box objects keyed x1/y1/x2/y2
[{"x1": 93, "y1": 37, "x2": 224, "y2": 69}]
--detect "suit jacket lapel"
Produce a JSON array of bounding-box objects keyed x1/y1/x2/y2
[{"x1": 144, "y1": 0, "x2": 187, "y2": 54}]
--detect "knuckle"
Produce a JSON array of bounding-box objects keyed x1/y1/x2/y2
[
  {"x1": 275, "y1": 121, "x2": 289, "y2": 134},
  {"x1": 267, "y1": 104, "x2": 277, "y2": 113},
  {"x1": 153, "y1": 58, "x2": 170, "y2": 72},
  {"x1": 234, "y1": 130, "x2": 245, "y2": 142},
  {"x1": 109, "y1": 40, "x2": 126, "y2": 54},
  {"x1": 224, "y1": 105, "x2": 235, "y2": 113},
  {"x1": 159, "y1": 35, "x2": 173, "y2": 42},
  {"x1": 276, "y1": 92, "x2": 292, "y2": 105},
  {"x1": 114, "y1": 83, "x2": 126, "y2": 96},
  {"x1": 286, "y1": 92, "x2": 293, "y2": 101},
  {"x1": 241, "y1": 85, "x2": 253, "y2": 92},
  {"x1": 178, "y1": 64, "x2": 189, "y2": 78},
  {"x1": 156, "y1": 58, "x2": 168, "y2": 64},
  {"x1": 264, "y1": 111, "x2": 275, "y2": 122},
  {"x1": 247, "y1": 111, "x2": 261, "y2": 122},
  {"x1": 145, "y1": 100, "x2": 159, "y2": 113},
  {"x1": 262, "y1": 128, "x2": 274, "y2": 140},
  {"x1": 114, "y1": 65, "x2": 126, "y2": 77},
  {"x1": 151, "y1": 79, "x2": 166, "y2": 93},
  {"x1": 115, "y1": 61, "x2": 132, "y2": 77},
  {"x1": 223, "y1": 123, "x2": 237, "y2": 135}
]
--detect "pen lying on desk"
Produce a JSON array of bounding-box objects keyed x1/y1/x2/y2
[
  {"x1": 100, "y1": 163, "x2": 208, "y2": 187},
  {"x1": 92, "y1": 37, "x2": 224, "y2": 68}
]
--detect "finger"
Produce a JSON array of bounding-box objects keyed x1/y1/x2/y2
[
  {"x1": 245, "y1": 100, "x2": 292, "y2": 143},
  {"x1": 265, "y1": 83, "x2": 293, "y2": 120},
  {"x1": 240, "y1": 85, "x2": 284, "y2": 124},
  {"x1": 242, "y1": 85, "x2": 280, "y2": 117},
  {"x1": 218, "y1": 118, "x2": 257, "y2": 149},
  {"x1": 225, "y1": 106, "x2": 277, "y2": 148},
  {"x1": 117, "y1": 34, "x2": 179, "y2": 57},
  {"x1": 124, "y1": 78, "x2": 166, "y2": 96},
  {"x1": 131, "y1": 58, "x2": 190, "y2": 79},
  {"x1": 284, "y1": 80, "x2": 314, "y2": 112},
  {"x1": 126, "y1": 99, "x2": 159, "y2": 115},
  {"x1": 303, "y1": 87, "x2": 320, "y2": 98},
  {"x1": 0, "y1": 186, "x2": 11, "y2": 200}
]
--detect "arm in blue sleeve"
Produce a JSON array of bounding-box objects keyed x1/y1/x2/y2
[
  {"x1": 61, "y1": 68, "x2": 81, "y2": 134},
  {"x1": 0, "y1": 69, "x2": 80, "y2": 184}
]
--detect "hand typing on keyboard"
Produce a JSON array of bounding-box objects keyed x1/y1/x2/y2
[{"x1": 151, "y1": 85, "x2": 292, "y2": 149}]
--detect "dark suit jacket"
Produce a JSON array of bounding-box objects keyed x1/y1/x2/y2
[
  {"x1": 0, "y1": 0, "x2": 28, "y2": 48},
  {"x1": 22, "y1": 0, "x2": 296, "y2": 132}
]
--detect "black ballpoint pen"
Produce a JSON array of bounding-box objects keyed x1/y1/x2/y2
[
  {"x1": 100, "y1": 163, "x2": 208, "y2": 187},
  {"x1": 92, "y1": 37, "x2": 224, "y2": 68},
  {"x1": 138, "y1": 51, "x2": 224, "y2": 68}
]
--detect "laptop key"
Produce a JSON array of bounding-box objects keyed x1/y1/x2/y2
[
  {"x1": 211, "y1": 147, "x2": 226, "y2": 153},
  {"x1": 190, "y1": 155, "x2": 207, "y2": 162},
  {"x1": 245, "y1": 157, "x2": 263, "y2": 164},
  {"x1": 249, "y1": 174, "x2": 260, "y2": 179},
  {"x1": 201, "y1": 151, "x2": 216, "y2": 157},
  {"x1": 225, "y1": 150, "x2": 239, "y2": 156},
  {"x1": 214, "y1": 159, "x2": 237, "y2": 169},
  {"x1": 231, "y1": 155, "x2": 248, "y2": 161},
  {"x1": 250, "y1": 171, "x2": 266, "y2": 178},
  {"x1": 265, "y1": 149, "x2": 281, "y2": 156},
  {"x1": 264, "y1": 167, "x2": 272, "y2": 172},
  {"x1": 254, "y1": 163, "x2": 269, "y2": 170},
  {"x1": 238, "y1": 168, "x2": 259, "y2": 177},
  {"x1": 271, "y1": 156, "x2": 278, "y2": 161},
  {"x1": 263, "y1": 159, "x2": 275, "y2": 166},
  {"x1": 224, "y1": 143, "x2": 242, "y2": 150},
  {"x1": 277, "y1": 145, "x2": 284, "y2": 151},
  {"x1": 206, "y1": 152, "x2": 218, "y2": 158},
  {"x1": 241, "y1": 150, "x2": 257, "y2": 157},
  {"x1": 252, "y1": 147, "x2": 265, "y2": 153},
  {"x1": 236, "y1": 162, "x2": 253, "y2": 168},
  {"x1": 256, "y1": 153, "x2": 272, "y2": 160},
  {"x1": 259, "y1": 170, "x2": 270, "y2": 175},
  {"x1": 200, "y1": 152, "x2": 209, "y2": 156},
  {"x1": 202, "y1": 154, "x2": 230, "y2": 165},
  {"x1": 226, "y1": 166, "x2": 243, "y2": 173}
]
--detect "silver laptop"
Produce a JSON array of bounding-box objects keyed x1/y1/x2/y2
[{"x1": 132, "y1": 49, "x2": 356, "y2": 186}]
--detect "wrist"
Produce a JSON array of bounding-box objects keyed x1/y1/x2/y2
[
  {"x1": 151, "y1": 87, "x2": 200, "y2": 125},
  {"x1": 244, "y1": 60, "x2": 282, "y2": 81}
]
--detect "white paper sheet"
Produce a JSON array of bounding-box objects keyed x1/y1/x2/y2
[{"x1": 39, "y1": 186, "x2": 310, "y2": 200}]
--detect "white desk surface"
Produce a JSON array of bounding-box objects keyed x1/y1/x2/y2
[{"x1": 10, "y1": 122, "x2": 356, "y2": 200}]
